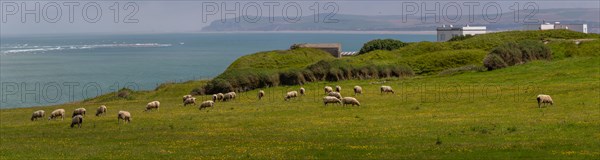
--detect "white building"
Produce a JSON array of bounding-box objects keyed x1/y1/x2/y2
[
  {"x1": 436, "y1": 25, "x2": 487, "y2": 42},
  {"x1": 523, "y1": 22, "x2": 588, "y2": 33}
]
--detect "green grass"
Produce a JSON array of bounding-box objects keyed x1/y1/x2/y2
[{"x1": 2, "y1": 56, "x2": 599, "y2": 159}]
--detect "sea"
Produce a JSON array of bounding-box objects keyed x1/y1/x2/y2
[{"x1": 0, "y1": 33, "x2": 435, "y2": 108}]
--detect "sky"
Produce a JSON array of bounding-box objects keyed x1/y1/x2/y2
[{"x1": 0, "y1": 0, "x2": 598, "y2": 35}]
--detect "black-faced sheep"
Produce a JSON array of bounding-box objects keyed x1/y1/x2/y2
[
  {"x1": 380, "y1": 86, "x2": 394, "y2": 94},
  {"x1": 284, "y1": 91, "x2": 298, "y2": 101},
  {"x1": 537, "y1": 94, "x2": 554, "y2": 108},
  {"x1": 324, "y1": 86, "x2": 333, "y2": 94},
  {"x1": 96, "y1": 105, "x2": 107, "y2": 116},
  {"x1": 145, "y1": 101, "x2": 160, "y2": 111},
  {"x1": 327, "y1": 91, "x2": 342, "y2": 99},
  {"x1": 70, "y1": 115, "x2": 83, "y2": 128},
  {"x1": 72, "y1": 108, "x2": 86, "y2": 117},
  {"x1": 258, "y1": 90, "x2": 265, "y2": 100},
  {"x1": 299, "y1": 87, "x2": 305, "y2": 96},
  {"x1": 354, "y1": 86, "x2": 363, "y2": 95},
  {"x1": 31, "y1": 110, "x2": 45, "y2": 121},
  {"x1": 184, "y1": 97, "x2": 196, "y2": 106},
  {"x1": 118, "y1": 111, "x2": 131, "y2": 124},
  {"x1": 48, "y1": 109, "x2": 65, "y2": 121},
  {"x1": 342, "y1": 97, "x2": 361, "y2": 107},
  {"x1": 323, "y1": 96, "x2": 342, "y2": 106},
  {"x1": 199, "y1": 100, "x2": 215, "y2": 110},
  {"x1": 335, "y1": 86, "x2": 342, "y2": 92}
]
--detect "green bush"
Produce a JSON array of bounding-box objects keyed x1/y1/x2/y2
[
  {"x1": 359, "y1": 39, "x2": 408, "y2": 54},
  {"x1": 448, "y1": 34, "x2": 474, "y2": 41},
  {"x1": 483, "y1": 40, "x2": 552, "y2": 70}
]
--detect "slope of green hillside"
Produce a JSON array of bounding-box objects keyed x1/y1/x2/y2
[{"x1": 1, "y1": 56, "x2": 598, "y2": 159}]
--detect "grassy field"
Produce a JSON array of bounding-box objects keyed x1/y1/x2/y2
[{"x1": 1, "y1": 55, "x2": 599, "y2": 159}]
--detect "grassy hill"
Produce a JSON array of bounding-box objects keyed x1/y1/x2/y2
[{"x1": 1, "y1": 30, "x2": 599, "y2": 159}]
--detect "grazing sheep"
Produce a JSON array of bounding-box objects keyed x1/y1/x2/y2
[
  {"x1": 72, "y1": 108, "x2": 86, "y2": 117},
  {"x1": 299, "y1": 87, "x2": 305, "y2": 96},
  {"x1": 199, "y1": 100, "x2": 215, "y2": 110},
  {"x1": 31, "y1": 110, "x2": 45, "y2": 121},
  {"x1": 380, "y1": 86, "x2": 394, "y2": 94},
  {"x1": 335, "y1": 86, "x2": 342, "y2": 92},
  {"x1": 117, "y1": 111, "x2": 131, "y2": 124},
  {"x1": 537, "y1": 94, "x2": 554, "y2": 108},
  {"x1": 223, "y1": 92, "x2": 234, "y2": 101},
  {"x1": 70, "y1": 115, "x2": 83, "y2": 128},
  {"x1": 342, "y1": 97, "x2": 361, "y2": 107},
  {"x1": 182, "y1": 95, "x2": 192, "y2": 103},
  {"x1": 284, "y1": 91, "x2": 298, "y2": 101},
  {"x1": 48, "y1": 109, "x2": 65, "y2": 121},
  {"x1": 258, "y1": 90, "x2": 265, "y2": 100},
  {"x1": 145, "y1": 101, "x2": 160, "y2": 111},
  {"x1": 323, "y1": 96, "x2": 342, "y2": 106},
  {"x1": 184, "y1": 97, "x2": 196, "y2": 106},
  {"x1": 212, "y1": 94, "x2": 218, "y2": 101},
  {"x1": 95, "y1": 105, "x2": 107, "y2": 116},
  {"x1": 324, "y1": 86, "x2": 333, "y2": 94},
  {"x1": 354, "y1": 86, "x2": 363, "y2": 95},
  {"x1": 216, "y1": 93, "x2": 224, "y2": 101},
  {"x1": 227, "y1": 92, "x2": 237, "y2": 100},
  {"x1": 327, "y1": 91, "x2": 342, "y2": 99}
]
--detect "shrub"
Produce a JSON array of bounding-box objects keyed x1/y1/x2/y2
[
  {"x1": 190, "y1": 87, "x2": 205, "y2": 96},
  {"x1": 484, "y1": 40, "x2": 552, "y2": 70},
  {"x1": 117, "y1": 88, "x2": 132, "y2": 99},
  {"x1": 448, "y1": 34, "x2": 474, "y2": 41},
  {"x1": 359, "y1": 39, "x2": 408, "y2": 54}
]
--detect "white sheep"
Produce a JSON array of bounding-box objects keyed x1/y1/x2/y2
[
  {"x1": 537, "y1": 94, "x2": 554, "y2": 108},
  {"x1": 199, "y1": 100, "x2": 215, "y2": 110},
  {"x1": 335, "y1": 85, "x2": 342, "y2": 92},
  {"x1": 70, "y1": 115, "x2": 83, "y2": 128},
  {"x1": 182, "y1": 95, "x2": 192, "y2": 103},
  {"x1": 324, "y1": 86, "x2": 333, "y2": 94},
  {"x1": 380, "y1": 86, "x2": 394, "y2": 94},
  {"x1": 216, "y1": 93, "x2": 224, "y2": 101},
  {"x1": 145, "y1": 101, "x2": 160, "y2": 111},
  {"x1": 327, "y1": 91, "x2": 342, "y2": 99},
  {"x1": 72, "y1": 108, "x2": 86, "y2": 117},
  {"x1": 48, "y1": 109, "x2": 65, "y2": 121},
  {"x1": 184, "y1": 97, "x2": 196, "y2": 106},
  {"x1": 228, "y1": 92, "x2": 237, "y2": 100},
  {"x1": 258, "y1": 90, "x2": 265, "y2": 100},
  {"x1": 31, "y1": 110, "x2": 45, "y2": 121},
  {"x1": 342, "y1": 97, "x2": 361, "y2": 107},
  {"x1": 212, "y1": 94, "x2": 218, "y2": 101},
  {"x1": 354, "y1": 86, "x2": 363, "y2": 95},
  {"x1": 96, "y1": 105, "x2": 107, "y2": 116},
  {"x1": 323, "y1": 96, "x2": 342, "y2": 106},
  {"x1": 223, "y1": 92, "x2": 234, "y2": 101},
  {"x1": 299, "y1": 87, "x2": 305, "y2": 96},
  {"x1": 118, "y1": 111, "x2": 131, "y2": 124},
  {"x1": 285, "y1": 91, "x2": 298, "y2": 101}
]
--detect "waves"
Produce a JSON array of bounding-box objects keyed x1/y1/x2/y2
[{"x1": 1, "y1": 43, "x2": 173, "y2": 55}]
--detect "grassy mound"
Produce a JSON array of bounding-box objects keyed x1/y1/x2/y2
[{"x1": 203, "y1": 30, "x2": 599, "y2": 94}]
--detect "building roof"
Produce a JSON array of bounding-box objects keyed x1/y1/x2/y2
[{"x1": 295, "y1": 43, "x2": 341, "y2": 48}]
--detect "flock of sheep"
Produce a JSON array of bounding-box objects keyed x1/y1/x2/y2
[
  {"x1": 30, "y1": 84, "x2": 554, "y2": 128},
  {"x1": 30, "y1": 104, "x2": 132, "y2": 128}
]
